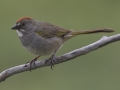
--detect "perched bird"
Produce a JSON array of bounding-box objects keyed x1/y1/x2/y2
[{"x1": 11, "y1": 17, "x2": 114, "y2": 70}]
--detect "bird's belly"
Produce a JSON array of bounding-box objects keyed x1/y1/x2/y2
[
  {"x1": 21, "y1": 36, "x2": 63, "y2": 56},
  {"x1": 24, "y1": 44, "x2": 57, "y2": 55}
]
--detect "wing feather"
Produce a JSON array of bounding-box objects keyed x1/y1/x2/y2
[{"x1": 35, "y1": 22, "x2": 70, "y2": 38}]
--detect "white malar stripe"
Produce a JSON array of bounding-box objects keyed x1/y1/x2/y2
[
  {"x1": 20, "y1": 29, "x2": 25, "y2": 32},
  {"x1": 16, "y1": 30, "x2": 23, "y2": 37}
]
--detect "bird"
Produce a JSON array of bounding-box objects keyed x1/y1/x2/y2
[{"x1": 11, "y1": 16, "x2": 114, "y2": 70}]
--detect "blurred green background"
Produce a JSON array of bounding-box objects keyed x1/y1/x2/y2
[{"x1": 0, "y1": 0, "x2": 120, "y2": 90}]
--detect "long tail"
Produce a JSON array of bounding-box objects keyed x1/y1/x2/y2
[
  {"x1": 72, "y1": 28, "x2": 114, "y2": 35},
  {"x1": 63, "y1": 28, "x2": 114, "y2": 41}
]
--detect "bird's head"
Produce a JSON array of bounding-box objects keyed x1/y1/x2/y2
[{"x1": 11, "y1": 17, "x2": 37, "y2": 37}]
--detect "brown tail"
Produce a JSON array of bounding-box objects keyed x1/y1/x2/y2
[
  {"x1": 72, "y1": 28, "x2": 114, "y2": 35},
  {"x1": 63, "y1": 28, "x2": 114, "y2": 41}
]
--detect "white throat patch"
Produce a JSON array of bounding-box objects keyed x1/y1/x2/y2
[{"x1": 16, "y1": 30, "x2": 24, "y2": 37}]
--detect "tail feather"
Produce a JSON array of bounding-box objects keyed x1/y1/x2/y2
[
  {"x1": 63, "y1": 28, "x2": 114, "y2": 41},
  {"x1": 72, "y1": 28, "x2": 114, "y2": 35}
]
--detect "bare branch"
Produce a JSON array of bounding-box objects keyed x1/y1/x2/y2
[{"x1": 0, "y1": 34, "x2": 120, "y2": 82}]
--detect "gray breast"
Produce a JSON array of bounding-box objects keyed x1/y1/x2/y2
[{"x1": 19, "y1": 33, "x2": 63, "y2": 55}]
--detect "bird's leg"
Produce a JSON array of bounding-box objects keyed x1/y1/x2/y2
[
  {"x1": 45, "y1": 54, "x2": 55, "y2": 69},
  {"x1": 24, "y1": 55, "x2": 41, "y2": 71},
  {"x1": 45, "y1": 50, "x2": 57, "y2": 69}
]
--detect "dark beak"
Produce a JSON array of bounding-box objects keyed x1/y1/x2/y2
[{"x1": 11, "y1": 24, "x2": 19, "y2": 30}]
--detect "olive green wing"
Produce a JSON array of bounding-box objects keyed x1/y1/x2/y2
[{"x1": 35, "y1": 22, "x2": 71, "y2": 38}]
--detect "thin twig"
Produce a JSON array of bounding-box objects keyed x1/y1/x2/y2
[{"x1": 0, "y1": 34, "x2": 120, "y2": 82}]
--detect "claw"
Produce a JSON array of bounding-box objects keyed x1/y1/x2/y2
[
  {"x1": 45, "y1": 54, "x2": 55, "y2": 69},
  {"x1": 24, "y1": 55, "x2": 41, "y2": 71},
  {"x1": 29, "y1": 59, "x2": 37, "y2": 71}
]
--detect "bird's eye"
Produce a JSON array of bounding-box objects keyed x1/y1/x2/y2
[{"x1": 21, "y1": 23, "x2": 25, "y2": 26}]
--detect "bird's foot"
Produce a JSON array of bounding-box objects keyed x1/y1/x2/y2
[
  {"x1": 45, "y1": 55, "x2": 55, "y2": 70},
  {"x1": 24, "y1": 55, "x2": 41, "y2": 71}
]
